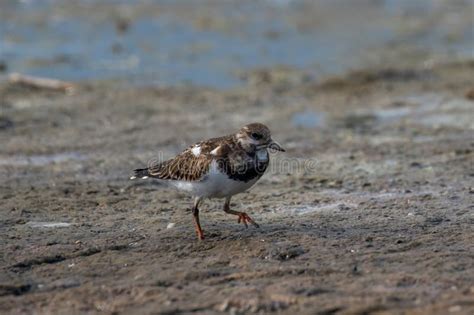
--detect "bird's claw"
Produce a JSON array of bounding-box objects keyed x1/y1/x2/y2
[{"x1": 237, "y1": 212, "x2": 259, "y2": 228}]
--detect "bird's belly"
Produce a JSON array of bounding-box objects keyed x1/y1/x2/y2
[{"x1": 172, "y1": 162, "x2": 260, "y2": 198}]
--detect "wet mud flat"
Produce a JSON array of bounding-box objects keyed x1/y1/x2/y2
[{"x1": 1, "y1": 60, "x2": 474, "y2": 314}]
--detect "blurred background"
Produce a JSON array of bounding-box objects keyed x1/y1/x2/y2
[
  {"x1": 1, "y1": 0, "x2": 472, "y2": 88},
  {"x1": 1, "y1": 1, "x2": 474, "y2": 314}
]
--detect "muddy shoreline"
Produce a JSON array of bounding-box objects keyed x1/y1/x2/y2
[
  {"x1": 1, "y1": 1, "x2": 474, "y2": 314},
  {"x1": 1, "y1": 59, "x2": 473, "y2": 314}
]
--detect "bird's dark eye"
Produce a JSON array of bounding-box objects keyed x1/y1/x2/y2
[{"x1": 251, "y1": 132, "x2": 263, "y2": 140}]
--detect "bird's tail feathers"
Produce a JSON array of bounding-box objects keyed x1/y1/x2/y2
[{"x1": 130, "y1": 168, "x2": 151, "y2": 180}]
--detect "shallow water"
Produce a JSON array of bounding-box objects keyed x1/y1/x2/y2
[
  {"x1": 291, "y1": 110, "x2": 326, "y2": 128},
  {"x1": 373, "y1": 94, "x2": 474, "y2": 129},
  {"x1": 1, "y1": 0, "x2": 472, "y2": 88}
]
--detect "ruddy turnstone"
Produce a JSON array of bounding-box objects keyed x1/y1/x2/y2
[{"x1": 131, "y1": 123, "x2": 285, "y2": 240}]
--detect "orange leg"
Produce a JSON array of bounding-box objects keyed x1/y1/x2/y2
[
  {"x1": 223, "y1": 197, "x2": 259, "y2": 228},
  {"x1": 192, "y1": 197, "x2": 204, "y2": 240}
]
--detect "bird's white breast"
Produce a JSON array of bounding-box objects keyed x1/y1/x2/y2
[{"x1": 171, "y1": 160, "x2": 260, "y2": 198}]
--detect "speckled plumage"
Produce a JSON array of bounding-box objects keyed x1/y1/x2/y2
[{"x1": 131, "y1": 123, "x2": 284, "y2": 240}]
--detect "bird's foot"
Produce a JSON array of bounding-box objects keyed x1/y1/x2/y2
[{"x1": 237, "y1": 212, "x2": 260, "y2": 228}]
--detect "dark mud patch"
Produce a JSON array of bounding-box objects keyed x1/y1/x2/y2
[{"x1": 0, "y1": 284, "x2": 33, "y2": 297}]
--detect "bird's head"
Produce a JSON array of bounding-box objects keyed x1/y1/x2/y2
[{"x1": 236, "y1": 122, "x2": 285, "y2": 153}]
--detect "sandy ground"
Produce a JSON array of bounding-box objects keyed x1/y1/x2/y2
[
  {"x1": 1, "y1": 1, "x2": 474, "y2": 314},
  {"x1": 1, "y1": 59, "x2": 473, "y2": 314}
]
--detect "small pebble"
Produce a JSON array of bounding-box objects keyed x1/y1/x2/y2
[{"x1": 167, "y1": 223, "x2": 176, "y2": 229}]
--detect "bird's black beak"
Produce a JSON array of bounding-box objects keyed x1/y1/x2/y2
[{"x1": 268, "y1": 140, "x2": 285, "y2": 152}]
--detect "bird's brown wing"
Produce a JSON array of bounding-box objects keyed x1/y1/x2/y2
[{"x1": 147, "y1": 135, "x2": 232, "y2": 181}]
